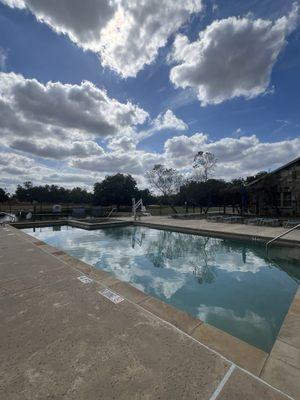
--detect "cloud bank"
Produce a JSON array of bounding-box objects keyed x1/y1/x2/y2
[
  {"x1": 170, "y1": 5, "x2": 299, "y2": 105},
  {"x1": 1, "y1": 0, "x2": 202, "y2": 77},
  {"x1": 0, "y1": 71, "x2": 298, "y2": 192}
]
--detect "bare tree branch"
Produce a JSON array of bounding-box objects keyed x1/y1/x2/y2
[{"x1": 193, "y1": 151, "x2": 217, "y2": 182}]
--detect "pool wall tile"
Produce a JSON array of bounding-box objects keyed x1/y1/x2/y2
[{"x1": 191, "y1": 323, "x2": 268, "y2": 376}]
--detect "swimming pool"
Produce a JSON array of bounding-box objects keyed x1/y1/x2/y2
[{"x1": 23, "y1": 225, "x2": 299, "y2": 352}]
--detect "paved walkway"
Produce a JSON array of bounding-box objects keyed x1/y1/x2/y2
[
  {"x1": 0, "y1": 226, "x2": 296, "y2": 399},
  {"x1": 129, "y1": 216, "x2": 300, "y2": 245}
]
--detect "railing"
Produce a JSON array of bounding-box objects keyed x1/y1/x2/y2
[
  {"x1": 0, "y1": 212, "x2": 16, "y2": 225},
  {"x1": 107, "y1": 207, "x2": 116, "y2": 218},
  {"x1": 266, "y1": 223, "x2": 300, "y2": 253}
]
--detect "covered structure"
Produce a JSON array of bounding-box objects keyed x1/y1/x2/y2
[{"x1": 246, "y1": 157, "x2": 300, "y2": 216}]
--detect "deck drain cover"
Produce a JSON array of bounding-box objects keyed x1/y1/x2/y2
[
  {"x1": 77, "y1": 276, "x2": 93, "y2": 284},
  {"x1": 99, "y1": 289, "x2": 124, "y2": 304}
]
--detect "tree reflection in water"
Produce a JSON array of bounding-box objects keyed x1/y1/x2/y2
[{"x1": 141, "y1": 229, "x2": 223, "y2": 285}]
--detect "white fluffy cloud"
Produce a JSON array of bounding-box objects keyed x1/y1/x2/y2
[
  {"x1": 1, "y1": 131, "x2": 299, "y2": 192},
  {"x1": 153, "y1": 109, "x2": 187, "y2": 131},
  {"x1": 164, "y1": 133, "x2": 300, "y2": 178},
  {"x1": 170, "y1": 5, "x2": 299, "y2": 105},
  {"x1": 70, "y1": 149, "x2": 164, "y2": 176},
  {"x1": 0, "y1": 48, "x2": 7, "y2": 70},
  {"x1": 1, "y1": 0, "x2": 24, "y2": 7},
  {"x1": 164, "y1": 132, "x2": 207, "y2": 163},
  {"x1": 1, "y1": 0, "x2": 203, "y2": 77},
  {"x1": 137, "y1": 109, "x2": 187, "y2": 142},
  {"x1": 0, "y1": 151, "x2": 34, "y2": 174},
  {"x1": 67, "y1": 131, "x2": 300, "y2": 182},
  {"x1": 0, "y1": 150, "x2": 104, "y2": 193},
  {"x1": 0, "y1": 72, "x2": 148, "y2": 160},
  {"x1": 9, "y1": 139, "x2": 104, "y2": 159},
  {"x1": 99, "y1": 0, "x2": 203, "y2": 77},
  {"x1": 0, "y1": 72, "x2": 148, "y2": 140}
]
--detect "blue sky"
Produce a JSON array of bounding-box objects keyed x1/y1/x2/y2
[{"x1": 0, "y1": 0, "x2": 299, "y2": 192}]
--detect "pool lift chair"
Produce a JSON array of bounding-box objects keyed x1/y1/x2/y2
[{"x1": 132, "y1": 198, "x2": 151, "y2": 220}]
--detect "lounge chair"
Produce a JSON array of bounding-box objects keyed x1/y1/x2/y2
[
  {"x1": 207, "y1": 215, "x2": 223, "y2": 222},
  {"x1": 245, "y1": 218, "x2": 264, "y2": 225},
  {"x1": 284, "y1": 220, "x2": 300, "y2": 228},
  {"x1": 91, "y1": 206, "x2": 104, "y2": 218},
  {"x1": 261, "y1": 218, "x2": 281, "y2": 227},
  {"x1": 222, "y1": 216, "x2": 244, "y2": 224},
  {"x1": 141, "y1": 205, "x2": 151, "y2": 216},
  {"x1": 72, "y1": 207, "x2": 86, "y2": 219}
]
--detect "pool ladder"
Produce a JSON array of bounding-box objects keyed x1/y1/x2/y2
[{"x1": 266, "y1": 223, "x2": 300, "y2": 253}]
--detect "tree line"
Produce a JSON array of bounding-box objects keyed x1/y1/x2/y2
[
  {"x1": 0, "y1": 152, "x2": 267, "y2": 211},
  {"x1": 0, "y1": 175, "x2": 155, "y2": 208}
]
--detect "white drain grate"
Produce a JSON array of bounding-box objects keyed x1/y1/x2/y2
[
  {"x1": 99, "y1": 289, "x2": 124, "y2": 304},
  {"x1": 77, "y1": 275, "x2": 93, "y2": 284}
]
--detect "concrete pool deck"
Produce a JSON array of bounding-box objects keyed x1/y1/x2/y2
[
  {"x1": 128, "y1": 216, "x2": 300, "y2": 247},
  {"x1": 1, "y1": 225, "x2": 299, "y2": 399}
]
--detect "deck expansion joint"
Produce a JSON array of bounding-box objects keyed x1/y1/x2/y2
[{"x1": 209, "y1": 364, "x2": 235, "y2": 400}]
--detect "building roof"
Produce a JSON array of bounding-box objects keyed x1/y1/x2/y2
[{"x1": 246, "y1": 156, "x2": 300, "y2": 187}]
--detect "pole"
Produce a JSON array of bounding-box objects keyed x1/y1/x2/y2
[{"x1": 132, "y1": 198, "x2": 136, "y2": 221}]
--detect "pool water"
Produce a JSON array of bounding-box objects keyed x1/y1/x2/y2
[{"x1": 23, "y1": 225, "x2": 300, "y2": 352}]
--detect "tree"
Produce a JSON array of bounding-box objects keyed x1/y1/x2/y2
[
  {"x1": 15, "y1": 182, "x2": 92, "y2": 204},
  {"x1": 94, "y1": 174, "x2": 138, "y2": 209},
  {"x1": 193, "y1": 151, "x2": 217, "y2": 182},
  {"x1": 180, "y1": 179, "x2": 228, "y2": 213},
  {"x1": 16, "y1": 182, "x2": 33, "y2": 202},
  {"x1": 0, "y1": 188, "x2": 9, "y2": 203},
  {"x1": 137, "y1": 188, "x2": 156, "y2": 205},
  {"x1": 69, "y1": 187, "x2": 92, "y2": 203},
  {"x1": 146, "y1": 164, "x2": 183, "y2": 213}
]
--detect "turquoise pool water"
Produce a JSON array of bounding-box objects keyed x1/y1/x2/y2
[{"x1": 23, "y1": 225, "x2": 300, "y2": 352}]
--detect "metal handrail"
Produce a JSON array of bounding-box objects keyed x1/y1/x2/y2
[
  {"x1": 107, "y1": 207, "x2": 116, "y2": 218},
  {"x1": 266, "y1": 223, "x2": 300, "y2": 253},
  {"x1": 0, "y1": 211, "x2": 16, "y2": 224}
]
